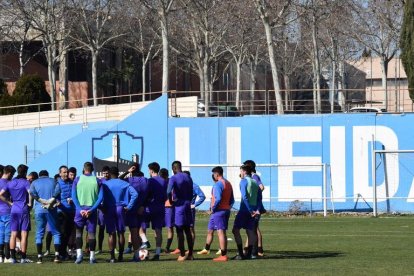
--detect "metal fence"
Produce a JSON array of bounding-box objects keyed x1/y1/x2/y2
[
  {"x1": 0, "y1": 88, "x2": 413, "y2": 129},
  {"x1": 170, "y1": 88, "x2": 414, "y2": 116}
]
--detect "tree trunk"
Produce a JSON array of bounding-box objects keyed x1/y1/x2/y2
[
  {"x1": 311, "y1": 14, "x2": 321, "y2": 113},
  {"x1": 262, "y1": 17, "x2": 284, "y2": 114},
  {"x1": 115, "y1": 47, "x2": 123, "y2": 101},
  {"x1": 331, "y1": 59, "x2": 336, "y2": 113},
  {"x1": 284, "y1": 74, "x2": 291, "y2": 111},
  {"x1": 312, "y1": 61, "x2": 317, "y2": 114},
  {"x1": 208, "y1": 81, "x2": 213, "y2": 102},
  {"x1": 203, "y1": 61, "x2": 209, "y2": 117},
  {"x1": 338, "y1": 61, "x2": 346, "y2": 110},
  {"x1": 59, "y1": 41, "x2": 68, "y2": 109},
  {"x1": 92, "y1": 52, "x2": 98, "y2": 106},
  {"x1": 160, "y1": 12, "x2": 169, "y2": 94},
  {"x1": 46, "y1": 43, "x2": 57, "y2": 111},
  {"x1": 235, "y1": 60, "x2": 241, "y2": 110},
  {"x1": 47, "y1": 63, "x2": 56, "y2": 111},
  {"x1": 142, "y1": 56, "x2": 146, "y2": 101},
  {"x1": 19, "y1": 40, "x2": 24, "y2": 77},
  {"x1": 380, "y1": 56, "x2": 389, "y2": 111},
  {"x1": 330, "y1": 36, "x2": 337, "y2": 114},
  {"x1": 199, "y1": 68, "x2": 205, "y2": 101},
  {"x1": 249, "y1": 61, "x2": 256, "y2": 114}
]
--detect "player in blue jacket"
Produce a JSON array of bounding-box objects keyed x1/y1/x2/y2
[{"x1": 30, "y1": 170, "x2": 61, "y2": 264}]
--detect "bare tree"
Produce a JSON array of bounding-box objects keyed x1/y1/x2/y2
[
  {"x1": 246, "y1": 43, "x2": 265, "y2": 113},
  {"x1": 70, "y1": 0, "x2": 127, "y2": 106},
  {"x1": 318, "y1": 0, "x2": 359, "y2": 112},
  {"x1": 347, "y1": 0, "x2": 403, "y2": 111},
  {"x1": 298, "y1": 0, "x2": 331, "y2": 114},
  {"x1": 172, "y1": 0, "x2": 230, "y2": 116},
  {"x1": 142, "y1": 0, "x2": 174, "y2": 94},
  {"x1": 0, "y1": 7, "x2": 44, "y2": 78},
  {"x1": 224, "y1": 0, "x2": 259, "y2": 110},
  {"x1": 253, "y1": 0, "x2": 297, "y2": 114},
  {"x1": 125, "y1": 0, "x2": 161, "y2": 101},
  {"x1": 274, "y1": 22, "x2": 306, "y2": 112},
  {"x1": 9, "y1": 0, "x2": 73, "y2": 110}
]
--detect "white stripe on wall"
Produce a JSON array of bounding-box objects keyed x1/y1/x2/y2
[
  {"x1": 175, "y1": 127, "x2": 190, "y2": 171},
  {"x1": 226, "y1": 127, "x2": 241, "y2": 200}
]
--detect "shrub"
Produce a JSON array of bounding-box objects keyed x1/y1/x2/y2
[{"x1": 12, "y1": 74, "x2": 51, "y2": 113}]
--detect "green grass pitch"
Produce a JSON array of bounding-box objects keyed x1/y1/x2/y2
[{"x1": 1, "y1": 214, "x2": 413, "y2": 275}]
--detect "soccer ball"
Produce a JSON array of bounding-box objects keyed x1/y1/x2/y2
[{"x1": 138, "y1": 249, "x2": 149, "y2": 261}]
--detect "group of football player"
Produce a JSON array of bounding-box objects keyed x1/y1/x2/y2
[{"x1": 0, "y1": 159, "x2": 265, "y2": 264}]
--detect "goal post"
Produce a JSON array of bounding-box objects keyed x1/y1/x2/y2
[{"x1": 372, "y1": 149, "x2": 414, "y2": 217}]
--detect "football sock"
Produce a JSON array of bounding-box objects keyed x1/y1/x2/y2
[
  {"x1": 0, "y1": 244, "x2": 4, "y2": 258},
  {"x1": 89, "y1": 238, "x2": 96, "y2": 260},
  {"x1": 166, "y1": 238, "x2": 173, "y2": 250},
  {"x1": 236, "y1": 243, "x2": 244, "y2": 256},
  {"x1": 89, "y1": 239, "x2": 96, "y2": 251},
  {"x1": 36, "y1": 244, "x2": 42, "y2": 255},
  {"x1": 21, "y1": 252, "x2": 27, "y2": 259},
  {"x1": 54, "y1": 244, "x2": 60, "y2": 255},
  {"x1": 221, "y1": 249, "x2": 227, "y2": 256},
  {"x1": 247, "y1": 245, "x2": 253, "y2": 257},
  {"x1": 119, "y1": 243, "x2": 124, "y2": 257},
  {"x1": 76, "y1": 237, "x2": 83, "y2": 250},
  {"x1": 98, "y1": 227, "x2": 104, "y2": 251},
  {"x1": 140, "y1": 234, "x2": 148, "y2": 243},
  {"x1": 46, "y1": 232, "x2": 52, "y2": 251},
  {"x1": 110, "y1": 249, "x2": 115, "y2": 260},
  {"x1": 252, "y1": 245, "x2": 258, "y2": 256},
  {"x1": 11, "y1": 249, "x2": 16, "y2": 259},
  {"x1": 127, "y1": 242, "x2": 132, "y2": 249},
  {"x1": 205, "y1": 244, "x2": 211, "y2": 250},
  {"x1": 156, "y1": 247, "x2": 161, "y2": 255},
  {"x1": 5, "y1": 244, "x2": 10, "y2": 259}
]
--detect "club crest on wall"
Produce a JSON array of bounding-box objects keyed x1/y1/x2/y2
[{"x1": 91, "y1": 131, "x2": 144, "y2": 177}]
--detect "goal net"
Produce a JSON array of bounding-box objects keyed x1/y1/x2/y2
[{"x1": 372, "y1": 149, "x2": 414, "y2": 216}]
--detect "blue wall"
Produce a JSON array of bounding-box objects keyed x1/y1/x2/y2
[{"x1": 1, "y1": 95, "x2": 414, "y2": 212}]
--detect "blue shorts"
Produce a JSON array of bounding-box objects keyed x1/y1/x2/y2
[
  {"x1": 74, "y1": 207, "x2": 98, "y2": 234},
  {"x1": 165, "y1": 207, "x2": 175, "y2": 228},
  {"x1": 0, "y1": 214, "x2": 11, "y2": 244},
  {"x1": 10, "y1": 212, "x2": 31, "y2": 232},
  {"x1": 208, "y1": 210, "x2": 230, "y2": 231},
  {"x1": 233, "y1": 211, "x2": 257, "y2": 230},
  {"x1": 125, "y1": 209, "x2": 143, "y2": 229},
  {"x1": 104, "y1": 206, "x2": 126, "y2": 233},
  {"x1": 174, "y1": 203, "x2": 192, "y2": 228},
  {"x1": 35, "y1": 210, "x2": 61, "y2": 245},
  {"x1": 146, "y1": 205, "x2": 165, "y2": 230}
]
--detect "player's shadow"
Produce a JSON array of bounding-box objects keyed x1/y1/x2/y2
[{"x1": 264, "y1": 250, "x2": 343, "y2": 259}]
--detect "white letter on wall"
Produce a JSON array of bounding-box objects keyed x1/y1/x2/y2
[
  {"x1": 330, "y1": 126, "x2": 346, "y2": 202},
  {"x1": 226, "y1": 127, "x2": 241, "y2": 200},
  {"x1": 278, "y1": 127, "x2": 322, "y2": 202},
  {"x1": 353, "y1": 126, "x2": 399, "y2": 202},
  {"x1": 175, "y1": 127, "x2": 190, "y2": 171}
]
